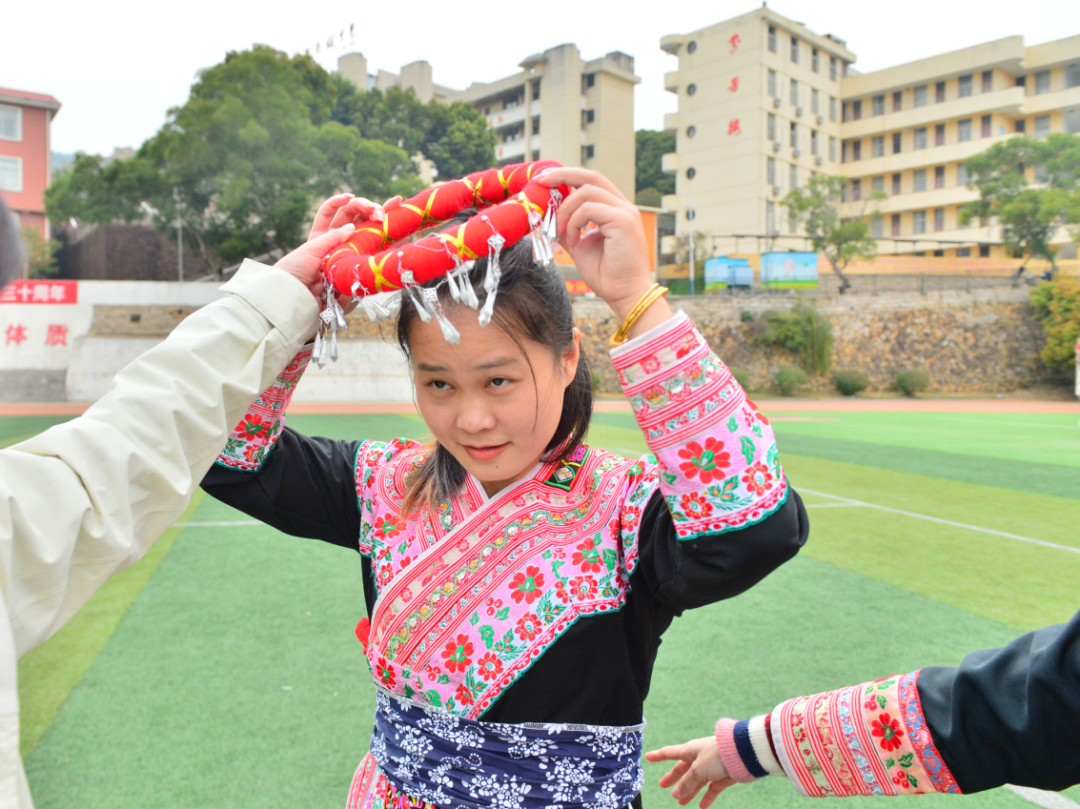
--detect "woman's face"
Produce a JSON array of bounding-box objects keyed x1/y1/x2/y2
[{"x1": 409, "y1": 306, "x2": 579, "y2": 498}]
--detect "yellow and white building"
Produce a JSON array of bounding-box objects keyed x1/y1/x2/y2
[{"x1": 660, "y1": 7, "x2": 1080, "y2": 260}]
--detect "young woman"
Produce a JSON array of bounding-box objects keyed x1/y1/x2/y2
[{"x1": 201, "y1": 167, "x2": 809, "y2": 809}]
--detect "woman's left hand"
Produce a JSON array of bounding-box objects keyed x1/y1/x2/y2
[{"x1": 536, "y1": 168, "x2": 671, "y2": 331}]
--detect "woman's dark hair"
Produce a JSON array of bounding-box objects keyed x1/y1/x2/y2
[{"x1": 397, "y1": 210, "x2": 592, "y2": 517}]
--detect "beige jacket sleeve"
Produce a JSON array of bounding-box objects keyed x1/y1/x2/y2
[{"x1": 0, "y1": 260, "x2": 319, "y2": 808}]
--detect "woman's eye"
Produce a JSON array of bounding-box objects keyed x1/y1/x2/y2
[
  {"x1": 489, "y1": 377, "x2": 511, "y2": 388},
  {"x1": 429, "y1": 380, "x2": 451, "y2": 391}
]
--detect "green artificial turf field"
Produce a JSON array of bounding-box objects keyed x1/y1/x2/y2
[{"x1": 16, "y1": 409, "x2": 1080, "y2": 809}]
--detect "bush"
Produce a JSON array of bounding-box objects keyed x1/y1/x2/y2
[
  {"x1": 1030, "y1": 277, "x2": 1080, "y2": 371},
  {"x1": 896, "y1": 368, "x2": 930, "y2": 397},
  {"x1": 755, "y1": 303, "x2": 833, "y2": 375},
  {"x1": 740, "y1": 310, "x2": 754, "y2": 322},
  {"x1": 729, "y1": 367, "x2": 750, "y2": 391},
  {"x1": 834, "y1": 369, "x2": 868, "y2": 396},
  {"x1": 775, "y1": 366, "x2": 807, "y2": 396}
]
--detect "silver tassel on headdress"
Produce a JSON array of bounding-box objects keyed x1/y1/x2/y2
[
  {"x1": 314, "y1": 282, "x2": 348, "y2": 368},
  {"x1": 478, "y1": 232, "x2": 505, "y2": 328}
]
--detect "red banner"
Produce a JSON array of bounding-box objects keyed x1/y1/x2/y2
[
  {"x1": 0, "y1": 280, "x2": 78, "y2": 305},
  {"x1": 564, "y1": 279, "x2": 592, "y2": 295}
]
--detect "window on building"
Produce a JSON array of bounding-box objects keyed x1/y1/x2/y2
[
  {"x1": 936, "y1": 81, "x2": 946, "y2": 103},
  {"x1": 532, "y1": 80, "x2": 541, "y2": 100},
  {"x1": 935, "y1": 165, "x2": 945, "y2": 189},
  {"x1": 811, "y1": 129, "x2": 820, "y2": 155},
  {"x1": 873, "y1": 94, "x2": 885, "y2": 116},
  {"x1": 1068, "y1": 63, "x2": 1080, "y2": 89},
  {"x1": 767, "y1": 157, "x2": 776, "y2": 185},
  {"x1": 934, "y1": 208, "x2": 945, "y2": 232},
  {"x1": 1035, "y1": 70, "x2": 1051, "y2": 94},
  {"x1": 504, "y1": 96, "x2": 520, "y2": 109},
  {"x1": 851, "y1": 178, "x2": 862, "y2": 201},
  {"x1": 583, "y1": 109, "x2": 594, "y2": 125},
  {"x1": 686, "y1": 125, "x2": 697, "y2": 138},
  {"x1": 812, "y1": 48, "x2": 820, "y2": 73},
  {"x1": 829, "y1": 136, "x2": 837, "y2": 162},
  {"x1": 791, "y1": 36, "x2": 799, "y2": 63},
  {"x1": 913, "y1": 168, "x2": 928, "y2": 192},
  {"x1": 830, "y1": 56, "x2": 838, "y2": 81},
  {"x1": 768, "y1": 69, "x2": 777, "y2": 98},
  {"x1": 933, "y1": 249, "x2": 945, "y2": 257},
  {"x1": 891, "y1": 213, "x2": 901, "y2": 237},
  {"x1": 913, "y1": 210, "x2": 927, "y2": 234},
  {"x1": 532, "y1": 115, "x2": 541, "y2": 134},
  {"x1": 791, "y1": 78, "x2": 799, "y2": 106},
  {"x1": 0, "y1": 106, "x2": 21, "y2": 142},
  {"x1": 892, "y1": 173, "x2": 902, "y2": 195},
  {"x1": 957, "y1": 247, "x2": 972, "y2": 257},
  {"x1": 851, "y1": 139, "x2": 861, "y2": 161},
  {"x1": 957, "y1": 163, "x2": 969, "y2": 186},
  {"x1": 687, "y1": 84, "x2": 697, "y2": 96},
  {"x1": 872, "y1": 135, "x2": 884, "y2": 157},
  {"x1": 768, "y1": 113, "x2": 776, "y2": 141},
  {"x1": 979, "y1": 244, "x2": 991, "y2": 257},
  {"x1": 791, "y1": 121, "x2": 798, "y2": 148},
  {"x1": 958, "y1": 74, "x2": 973, "y2": 97},
  {"x1": 1016, "y1": 119, "x2": 1027, "y2": 133},
  {"x1": 851, "y1": 98, "x2": 861, "y2": 119},
  {"x1": 766, "y1": 201, "x2": 776, "y2": 232},
  {"x1": 958, "y1": 118, "x2": 972, "y2": 141},
  {"x1": 686, "y1": 167, "x2": 696, "y2": 180},
  {"x1": 980, "y1": 114, "x2": 991, "y2": 138},
  {"x1": 914, "y1": 127, "x2": 928, "y2": 150},
  {"x1": 893, "y1": 132, "x2": 902, "y2": 154},
  {"x1": 812, "y1": 88, "x2": 820, "y2": 114},
  {"x1": 935, "y1": 123, "x2": 945, "y2": 146},
  {"x1": 790, "y1": 164, "x2": 798, "y2": 191},
  {"x1": 981, "y1": 70, "x2": 993, "y2": 93},
  {"x1": 582, "y1": 144, "x2": 595, "y2": 160},
  {"x1": 1035, "y1": 114, "x2": 1051, "y2": 138},
  {"x1": 893, "y1": 90, "x2": 903, "y2": 111},
  {"x1": 0, "y1": 156, "x2": 22, "y2": 192},
  {"x1": 687, "y1": 40, "x2": 697, "y2": 54},
  {"x1": 871, "y1": 217, "x2": 884, "y2": 238},
  {"x1": 914, "y1": 85, "x2": 928, "y2": 107},
  {"x1": 872, "y1": 175, "x2": 885, "y2": 193},
  {"x1": 583, "y1": 73, "x2": 596, "y2": 90},
  {"x1": 1017, "y1": 75, "x2": 1027, "y2": 89},
  {"x1": 768, "y1": 25, "x2": 777, "y2": 53},
  {"x1": 830, "y1": 96, "x2": 838, "y2": 122}
]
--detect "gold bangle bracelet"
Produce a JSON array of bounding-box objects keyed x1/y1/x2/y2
[{"x1": 609, "y1": 284, "x2": 670, "y2": 347}]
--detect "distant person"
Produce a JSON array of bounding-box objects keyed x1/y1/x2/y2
[
  {"x1": 645, "y1": 611, "x2": 1080, "y2": 804},
  {"x1": 0, "y1": 192, "x2": 380, "y2": 807}
]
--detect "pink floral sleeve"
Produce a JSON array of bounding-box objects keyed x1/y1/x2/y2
[{"x1": 610, "y1": 311, "x2": 787, "y2": 540}]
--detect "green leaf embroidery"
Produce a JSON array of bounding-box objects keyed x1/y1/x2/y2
[
  {"x1": 502, "y1": 629, "x2": 515, "y2": 646},
  {"x1": 494, "y1": 607, "x2": 510, "y2": 621},
  {"x1": 885, "y1": 757, "x2": 895, "y2": 770},
  {"x1": 542, "y1": 549, "x2": 553, "y2": 560},
  {"x1": 752, "y1": 425, "x2": 763, "y2": 438},
  {"x1": 908, "y1": 776, "x2": 918, "y2": 789},
  {"x1": 602, "y1": 548, "x2": 618, "y2": 572},
  {"x1": 397, "y1": 539, "x2": 409, "y2": 555},
  {"x1": 727, "y1": 416, "x2": 738, "y2": 433},
  {"x1": 437, "y1": 674, "x2": 450, "y2": 685},
  {"x1": 740, "y1": 436, "x2": 756, "y2": 466},
  {"x1": 898, "y1": 753, "x2": 914, "y2": 768},
  {"x1": 663, "y1": 472, "x2": 677, "y2": 485},
  {"x1": 402, "y1": 669, "x2": 412, "y2": 680},
  {"x1": 403, "y1": 684, "x2": 415, "y2": 698},
  {"x1": 469, "y1": 611, "x2": 480, "y2": 626},
  {"x1": 479, "y1": 625, "x2": 495, "y2": 649},
  {"x1": 445, "y1": 697, "x2": 456, "y2": 712},
  {"x1": 425, "y1": 690, "x2": 442, "y2": 708},
  {"x1": 877, "y1": 695, "x2": 887, "y2": 709}
]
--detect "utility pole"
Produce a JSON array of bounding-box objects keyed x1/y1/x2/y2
[
  {"x1": 687, "y1": 205, "x2": 695, "y2": 297},
  {"x1": 174, "y1": 188, "x2": 184, "y2": 282}
]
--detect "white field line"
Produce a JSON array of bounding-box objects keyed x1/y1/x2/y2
[
  {"x1": 173, "y1": 521, "x2": 262, "y2": 527},
  {"x1": 1006, "y1": 785, "x2": 1080, "y2": 809},
  {"x1": 804, "y1": 503, "x2": 862, "y2": 508},
  {"x1": 799, "y1": 488, "x2": 1080, "y2": 556}
]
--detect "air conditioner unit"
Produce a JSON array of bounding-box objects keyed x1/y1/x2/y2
[
  {"x1": 815, "y1": 156, "x2": 824, "y2": 166},
  {"x1": 772, "y1": 185, "x2": 782, "y2": 196},
  {"x1": 773, "y1": 97, "x2": 782, "y2": 108},
  {"x1": 796, "y1": 106, "x2": 804, "y2": 116},
  {"x1": 773, "y1": 141, "x2": 782, "y2": 151},
  {"x1": 816, "y1": 114, "x2": 824, "y2": 125},
  {"x1": 793, "y1": 149, "x2": 802, "y2": 157}
]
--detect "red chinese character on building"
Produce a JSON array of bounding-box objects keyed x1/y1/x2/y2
[
  {"x1": 728, "y1": 118, "x2": 742, "y2": 136},
  {"x1": 729, "y1": 77, "x2": 740, "y2": 93},
  {"x1": 45, "y1": 324, "x2": 69, "y2": 346},
  {"x1": 729, "y1": 33, "x2": 741, "y2": 53},
  {"x1": 6, "y1": 324, "x2": 28, "y2": 345}
]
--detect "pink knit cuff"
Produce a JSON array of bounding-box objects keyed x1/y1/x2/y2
[{"x1": 715, "y1": 718, "x2": 756, "y2": 783}]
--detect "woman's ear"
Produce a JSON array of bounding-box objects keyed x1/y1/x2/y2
[{"x1": 562, "y1": 328, "x2": 582, "y2": 386}]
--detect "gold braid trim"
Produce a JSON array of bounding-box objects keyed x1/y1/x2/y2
[
  {"x1": 368, "y1": 253, "x2": 395, "y2": 292},
  {"x1": 439, "y1": 223, "x2": 479, "y2": 261}
]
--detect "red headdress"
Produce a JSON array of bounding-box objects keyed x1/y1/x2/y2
[{"x1": 314, "y1": 160, "x2": 568, "y2": 363}]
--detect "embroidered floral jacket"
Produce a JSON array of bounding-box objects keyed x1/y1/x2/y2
[
  {"x1": 202, "y1": 312, "x2": 808, "y2": 733},
  {"x1": 715, "y1": 608, "x2": 1080, "y2": 796}
]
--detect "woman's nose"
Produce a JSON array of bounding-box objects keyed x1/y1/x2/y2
[{"x1": 457, "y1": 400, "x2": 497, "y2": 433}]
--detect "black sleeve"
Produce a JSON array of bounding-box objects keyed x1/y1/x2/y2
[
  {"x1": 200, "y1": 426, "x2": 362, "y2": 550},
  {"x1": 635, "y1": 486, "x2": 808, "y2": 614},
  {"x1": 917, "y1": 609, "x2": 1080, "y2": 794}
]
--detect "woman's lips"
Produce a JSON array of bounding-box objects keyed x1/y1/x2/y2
[{"x1": 464, "y1": 443, "x2": 508, "y2": 461}]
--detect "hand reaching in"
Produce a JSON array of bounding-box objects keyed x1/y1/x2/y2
[{"x1": 645, "y1": 737, "x2": 736, "y2": 808}]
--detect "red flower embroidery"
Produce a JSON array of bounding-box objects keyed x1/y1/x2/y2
[
  {"x1": 243, "y1": 443, "x2": 263, "y2": 463},
  {"x1": 553, "y1": 581, "x2": 570, "y2": 603},
  {"x1": 680, "y1": 492, "x2": 713, "y2": 519},
  {"x1": 509, "y1": 566, "x2": 545, "y2": 604},
  {"x1": 872, "y1": 713, "x2": 904, "y2": 752},
  {"x1": 640, "y1": 354, "x2": 662, "y2": 374},
  {"x1": 622, "y1": 505, "x2": 641, "y2": 534},
  {"x1": 455, "y1": 683, "x2": 474, "y2": 706},
  {"x1": 568, "y1": 576, "x2": 597, "y2": 600},
  {"x1": 864, "y1": 694, "x2": 880, "y2": 712},
  {"x1": 477, "y1": 653, "x2": 503, "y2": 681},
  {"x1": 424, "y1": 664, "x2": 441, "y2": 682},
  {"x1": 893, "y1": 770, "x2": 911, "y2": 788},
  {"x1": 375, "y1": 657, "x2": 395, "y2": 688},
  {"x1": 238, "y1": 414, "x2": 269, "y2": 441},
  {"x1": 441, "y1": 634, "x2": 473, "y2": 673},
  {"x1": 572, "y1": 539, "x2": 603, "y2": 573},
  {"x1": 485, "y1": 597, "x2": 503, "y2": 617},
  {"x1": 745, "y1": 400, "x2": 770, "y2": 425},
  {"x1": 677, "y1": 438, "x2": 731, "y2": 484},
  {"x1": 373, "y1": 515, "x2": 404, "y2": 540},
  {"x1": 515, "y1": 613, "x2": 541, "y2": 641},
  {"x1": 742, "y1": 461, "x2": 773, "y2": 496},
  {"x1": 674, "y1": 335, "x2": 696, "y2": 358},
  {"x1": 399, "y1": 556, "x2": 412, "y2": 569}
]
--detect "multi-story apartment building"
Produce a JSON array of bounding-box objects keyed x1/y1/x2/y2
[
  {"x1": 0, "y1": 86, "x2": 61, "y2": 239},
  {"x1": 337, "y1": 44, "x2": 640, "y2": 199},
  {"x1": 661, "y1": 8, "x2": 1080, "y2": 260}
]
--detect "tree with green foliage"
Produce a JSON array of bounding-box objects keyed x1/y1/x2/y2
[
  {"x1": 20, "y1": 227, "x2": 61, "y2": 278},
  {"x1": 754, "y1": 303, "x2": 833, "y2": 375},
  {"x1": 1030, "y1": 276, "x2": 1080, "y2": 371},
  {"x1": 962, "y1": 133, "x2": 1080, "y2": 278},
  {"x1": 635, "y1": 130, "x2": 675, "y2": 204},
  {"x1": 782, "y1": 174, "x2": 885, "y2": 293}
]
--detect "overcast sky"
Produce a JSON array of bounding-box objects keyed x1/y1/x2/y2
[{"x1": 5, "y1": 0, "x2": 1078, "y2": 156}]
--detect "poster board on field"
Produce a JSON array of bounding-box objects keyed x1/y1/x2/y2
[{"x1": 761, "y1": 252, "x2": 819, "y2": 289}]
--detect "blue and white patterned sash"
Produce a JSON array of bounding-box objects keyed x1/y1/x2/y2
[{"x1": 370, "y1": 689, "x2": 645, "y2": 809}]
